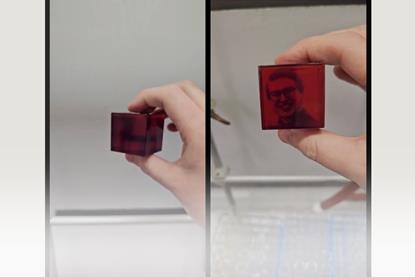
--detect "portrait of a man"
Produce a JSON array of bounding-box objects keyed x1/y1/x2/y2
[
  {"x1": 266, "y1": 71, "x2": 317, "y2": 127},
  {"x1": 259, "y1": 64, "x2": 325, "y2": 129}
]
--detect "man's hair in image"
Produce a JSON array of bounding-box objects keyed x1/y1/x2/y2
[{"x1": 267, "y1": 71, "x2": 304, "y2": 93}]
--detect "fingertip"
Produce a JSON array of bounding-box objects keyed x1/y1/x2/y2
[
  {"x1": 278, "y1": 129, "x2": 318, "y2": 146},
  {"x1": 125, "y1": 153, "x2": 134, "y2": 162},
  {"x1": 127, "y1": 102, "x2": 156, "y2": 114},
  {"x1": 275, "y1": 49, "x2": 306, "y2": 65},
  {"x1": 278, "y1": 129, "x2": 292, "y2": 143},
  {"x1": 275, "y1": 54, "x2": 288, "y2": 65},
  {"x1": 312, "y1": 202, "x2": 324, "y2": 213},
  {"x1": 127, "y1": 102, "x2": 135, "y2": 112},
  {"x1": 125, "y1": 153, "x2": 146, "y2": 166}
]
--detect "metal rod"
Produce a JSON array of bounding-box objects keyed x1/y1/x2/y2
[
  {"x1": 211, "y1": 132, "x2": 237, "y2": 213},
  {"x1": 211, "y1": 133, "x2": 224, "y2": 168}
]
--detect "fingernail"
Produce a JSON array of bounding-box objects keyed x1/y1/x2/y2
[
  {"x1": 167, "y1": 122, "x2": 178, "y2": 132},
  {"x1": 278, "y1": 129, "x2": 292, "y2": 143}
]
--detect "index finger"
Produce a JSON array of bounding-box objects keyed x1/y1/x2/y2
[
  {"x1": 177, "y1": 80, "x2": 205, "y2": 111},
  {"x1": 275, "y1": 27, "x2": 366, "y2": 87},
  {"x1": 128, "y1": 84, "x2": 203, "y2": 140}
]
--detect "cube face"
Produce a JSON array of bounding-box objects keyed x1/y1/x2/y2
[
  {"x1": 258, "y1": 63, "x2": 325, "y2": 130},
  {"x1": 111, "y1": 112, "x2": 165, "y2": 156}
]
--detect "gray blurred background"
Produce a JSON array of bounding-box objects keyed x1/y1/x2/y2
[
  {"x1": 50, "y1": 1, "x2": 205, "y2": 276},
  {"x1": 211, "y1": 5, "x2": 367, "y2": 276},
  {"x1": 50, "y1": 0, "x2": 205, "y2": 213},
  {"x1": 211, "y1": 5, "x2": 366, "y2": 177}
]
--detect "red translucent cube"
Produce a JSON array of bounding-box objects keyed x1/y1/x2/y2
[
  {"x1": 258, "y1": 63, "x2": 325, "y2": 130},
  {"x1": 111, "y1": 110, "x2": 166, "y2": 156}
]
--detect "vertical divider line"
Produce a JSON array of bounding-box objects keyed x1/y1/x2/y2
[
  {"x1": 45, "y1": 0, "x2": 50, "y2": 276},
  {"x1": 206, "y1": 1, "x2": 212, "y2": 277},
  {"x1": 366, "y1": 1, "x2": 372, "y2": 276}
]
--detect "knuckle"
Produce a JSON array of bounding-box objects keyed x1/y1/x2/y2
[
  {"x1": 138, "y1": 160, "x2": 151, "y2": 174},
  {"x1": 140, "y1": 88, "x2": 153, "y2": 96},
  {"x1": 140, "y1": 87, "x2": 162, "y2": 100},
  {"x1": 355, "y1": 136, "x2": 366, "y2": 158},
  {"x1": 301, "y1": 35, "x2": 320, "y2": 46},
  {"x1": 301, "y1": 137, "x2": 319, "y2": 161},
  {"x1": 140, "y1": 166, "x2": 150, "y2": 175},
  {"x1": 356, "y1": 135, "x2": 366, "y2": 145},
  {"x1": 179, "y1": 80, "x2": 195, "y2": 87},
  {"x1": 347, "y1": 25, "x2": 366, "y2": 38},
  {"x1": 168, "y1": 84, "x2": 184, "y2": 95}
]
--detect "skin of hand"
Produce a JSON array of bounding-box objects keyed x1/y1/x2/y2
[
  {"x1": 275, "y1": 25, "x2": 367, "y2": 187},
  {"x1": 125, "y1": 81, "x2": 205, "y2": 225}
]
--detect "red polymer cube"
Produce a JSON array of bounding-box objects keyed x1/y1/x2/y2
[
  {"x1": 258, "y1": 63, "x2": 325, "y2": 130},
  {"x1": 111, "y1": 110, "x2": 166, "y2": 156}
]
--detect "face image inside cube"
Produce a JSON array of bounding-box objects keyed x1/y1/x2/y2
[
  {"x1": 258, "y1": 64, "x2": 325, "y2": 129},
  {"x1": 111, "y1": 111, "x2": 166, "y2": 156}
]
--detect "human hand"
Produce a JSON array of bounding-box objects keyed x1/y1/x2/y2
[
  {"x1": 125, "y1": 81, "x2": 205, "y2": 224},
  {"x1": 275, "y1": 25, "x2": 366, "y2": 188}
]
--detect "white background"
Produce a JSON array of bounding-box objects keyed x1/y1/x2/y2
[
  {"x1": 0, "y1": 1, "x2": 45, "y2": 276},
  {"x1": 1, "y1": 1, "x2": 415, "y2": 277}
]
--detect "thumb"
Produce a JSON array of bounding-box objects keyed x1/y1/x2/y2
[
  {"x1": 125, "y1": 154, "x2": 180, "y2": 191},
  {"x1": 278, "y1": 129, "x2": 366, "y2": 186}
]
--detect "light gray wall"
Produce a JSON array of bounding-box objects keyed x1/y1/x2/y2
[
  {"x1": 212, "y1": 5, "x2": 366, "y2": 177},
  {"x1": 50, "y1": 0, "x2": 205, "y2": 213}
]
